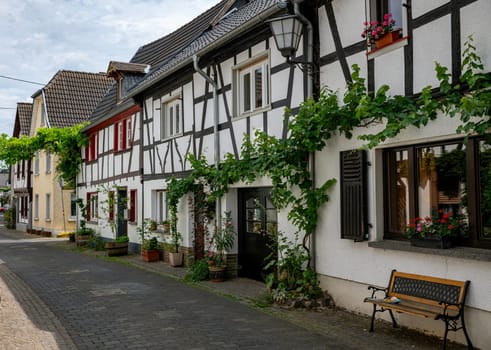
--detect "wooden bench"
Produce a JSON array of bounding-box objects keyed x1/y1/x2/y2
[{"x1": 364, "y1": 270, "x2": 473, "y2": 349}]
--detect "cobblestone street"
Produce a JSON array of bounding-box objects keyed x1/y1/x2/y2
[{"x1": 0, "y1": 223, "x2": 469, "y2": 349}]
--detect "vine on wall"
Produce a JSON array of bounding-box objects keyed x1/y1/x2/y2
[{"x1": 166, "y1": 37, "x2": 490, "y2": 255}]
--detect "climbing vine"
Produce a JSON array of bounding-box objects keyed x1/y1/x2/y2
[
  {"x1": 0, "y1": 124, "x2": 88, "y2": 188},
  {"x1": 166, "y1": 37, "x2": 490, "y2": 261}
]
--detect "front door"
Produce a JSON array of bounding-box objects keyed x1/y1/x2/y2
[
  {"x1": 238, "y1": 188, "x2": 277, "y2": 281},
  {"x1": 117, "y1": 189, "x2": 127, "y2": 237}
]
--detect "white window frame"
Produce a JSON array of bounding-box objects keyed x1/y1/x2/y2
[
  {"x1": 70, "y1": 192, "x2": 77, "y2": 219},
  {"x1": 161, "y1": 96, "x2": 182, "y2": 139},
  {"x1": 233, "y1": 52, "x2": 271, "y2": 118},
  {"x1": 126, "y1": 118, "x2": 132, "y2": 148},
  {"x1": 46, "y1": 151, "x2": 51, "y2": 173},
  {"x1": 34, "y1": 151, "x2": 40, "y2": 175}
]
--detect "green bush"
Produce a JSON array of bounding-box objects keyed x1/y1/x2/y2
[
  {"x1": 4, "y1": 208, "x2": 15, "y2": 229},
  {"x1": 88, "y1": 235, "x2": 105, "y2": 251},
  {"x1": 185, "y1": 259, "x2": 209, "y2": 282}
]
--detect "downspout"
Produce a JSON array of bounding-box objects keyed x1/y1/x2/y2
[
  {"x1": 193, "y1": 55, "x2": 221, "y2": 229},
  {"x1": 293, "y1": 0, "x2": 316, "y2": 271}
]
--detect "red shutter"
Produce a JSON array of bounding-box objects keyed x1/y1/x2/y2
[
  {"x1": 130, "y1": 189, "x2": 137, "y2": 222},
  {"x1": 114, "y1": 123, "x2": 119, "y2": 152},
  {"x1": 122, "y1": 120, "x2": 127, "y2": 150}
]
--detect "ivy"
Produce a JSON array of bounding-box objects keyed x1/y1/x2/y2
[
  {"x1": 166, "y1": 37, "x2": 489, "y2": 266},
  {"x1": 0, "y1": 124, "x2": 88, "y2": 188}
]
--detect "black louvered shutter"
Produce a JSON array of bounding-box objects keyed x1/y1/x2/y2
[{"x1": 340, "y1": 150, "x2": 368, "y2": 241}]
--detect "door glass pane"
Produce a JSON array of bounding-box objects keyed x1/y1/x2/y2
[
  {"x1": 417, "y1": 143, "x2": 467, "y2": 222},
  {"x1": 387, "y1": 149, "x2": 409, "y2": 233},
  {"x1": 255, "y1": 67, "x2": 263, "y2": 109},
  {"x1": 479, "y1": 141, "x2": 491, "y2": 239}
]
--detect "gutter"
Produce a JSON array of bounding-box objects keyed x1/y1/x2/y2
[
  {"x1": 127, "y1": 4, "x2": 281, "y2": 99},
  {"x1": 193, "y1": 55, "x2": 222, "y2": 231}
]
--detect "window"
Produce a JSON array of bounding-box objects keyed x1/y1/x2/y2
[
  {"x1": 34, "y1": 151, "x2": 40, "y2": 175},
  {"x1": 87, "y1": 192, "x2": 98, "y2": 221},
  {"x1": 234, "y1": 56, "x2": 270, "y2": 116},
  {"x1": 384, "y1": 138, "x2": 491, "y2": 249},
  {"x1": 370, "y1": 0, "x2": 403, "y2": 33},
  {"x1": 129, "y1": 189, "x2": 137, "y2": 223},
  {"x1": 153, "y1": 190, "x2": 168, "y2": 223},
  {"x1": 86, "y1": 133, "x2": 97, "y2": 162},
  {"x1": 114, "y1": 118, "x2": 132, "y2": 151},
  {"x1": 46, "y1": 193, "x2": 51, "y2": 220},
  {"x1": 34, "y1": 194, "x2": 39, "y2": 220},
  {"x1": 46, "y1": 151, "x2": 51, "y2": 173},
  {"x1": 161, "y1": 98, "x2": 182, "y2": 139},
  {"x1": 70, "y1": 192, "x2": 77, "y2": 219}
]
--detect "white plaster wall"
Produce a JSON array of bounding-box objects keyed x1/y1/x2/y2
[
  {"x1": 461, "y1": 1, "x2": 491, "y2": 69},
  {"x1": 332, "y1": 0, "x2": 365, "y2": 47},
  {"x1": 374, "y1": 47, "x2": 405, "y2": 96},
  {"x1": 412, "y1": 0, "x2": 448, "y2": 19},
  {"x1": 271, "y1": 68, "x2": 290, "y2": 102},
  {"x1": 267, "y1": 108, "x2": 284, "y2": 139},
  {"x1": 319, "y1": 3, "x2": 335, "y2": 57},
  {"x1": 413, "y1": 15, "x2": 452, "y2": 92}
]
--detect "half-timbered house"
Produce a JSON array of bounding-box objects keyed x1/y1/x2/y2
[
  {"x1": 30, "y1": 70, "x2": 112, "y2": 236},
  {"x1": 11, "y1": 102, "x2": 33, "y2": 231},
  {"x1": 77, "y1": 0, "x2": 490, "y2": 346}
]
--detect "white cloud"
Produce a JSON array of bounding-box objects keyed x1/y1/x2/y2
[{"x1": 0, "y1": 0, "x2": 217, "y2": 136}]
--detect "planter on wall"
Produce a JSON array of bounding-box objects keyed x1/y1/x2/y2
[
  {"x1": 375, "y1": 30, "x2": 401, "y2": 49},
  {"x1": 410, "y1": 236, "x2": 455, "y2": 249}
]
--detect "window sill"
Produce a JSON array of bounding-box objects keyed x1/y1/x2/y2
[
  {"x1": 234, "y1": 105, "x2": 271, "y2": 121},
  {"x1": 368, "y1": 240, "x2": 491, "y2": 262},
  {"x1": 45, "y1": 219, "x2": 51, "y2": 222},
  {"x1": 367, "y1": 37, "x2": 408, "y2": 60},
  {"x1": 129, "y1": 221, "x2": 138, "y2": 226},
  {"x1": 162, "y1": 132, "x2": 183, "y2": 141}
]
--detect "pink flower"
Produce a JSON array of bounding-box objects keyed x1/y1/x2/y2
[
  {"x1": 372, "y1": 30, "x2": 377, "y2": 36},
  {"x1": 377, "y1": 26, "x2": 383, "y2": 32},
  {"x1": 417, "y1": 223, "x2": 422, "y2": 232},
  {"x1": 390, "y1": 19, "x2": 395, "y2": 24},
  {"x1": 361, "y1": 31, "x2": 366, "y2": 37},
  {"x1": 363, "y1": 21, "x2": 368, "y2": 26},
  {"x1": 384, "y1": 14, "x2": 389, "y2": 20},
  {"x1": 383, "y1": 21, "x2": 388, "y2": 26}
]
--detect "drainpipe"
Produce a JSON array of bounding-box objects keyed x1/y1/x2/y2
[
  {"x1": 193, "y1": 55, "x2": 221, "y2": 230},
  {"x1": 293, "y1": 0, "x2": 316, "y2": 271}
]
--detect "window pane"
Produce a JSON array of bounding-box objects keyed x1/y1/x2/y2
[
  {"x1": 169, "y1": 106, "x2": 174, "y2": 136},
  {"x1": 242, "y1": 73, "x2": 251, "y2": 112},
  {"x1": 479, "y1": 141, "x2": 491, "y2": 239},
  {"x1": 387, "y1": 149, "x2": 409, "y2": 233},
  {"x1": 417, "y1": 144, "x2": 466, "y2": 221},
  {"x1": 175, "y1": 103, "x2": 180, "y2": 134},
  {"x1": 255, "y1": 67, "x2": 263, "y2": 109}
]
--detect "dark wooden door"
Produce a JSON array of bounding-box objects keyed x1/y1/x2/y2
[
  {"x1": 238, "y1": 188, "x2": 277, "y2": 281},
  {"x1": 117, "y1": 189, "x2": 127, "y2": 237}
]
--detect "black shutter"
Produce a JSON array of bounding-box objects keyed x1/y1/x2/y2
[{"x1": 340, "y1": 150, "x2": 368, "y2": 241}]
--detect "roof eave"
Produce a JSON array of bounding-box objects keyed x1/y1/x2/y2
[{"x1": 126, "y1": 4, "x2": 280, "y2": 99}]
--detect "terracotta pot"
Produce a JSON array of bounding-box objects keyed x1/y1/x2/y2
[
  {"x1": 142, "y1": 249, "x2": 160, "y2": 262},
  {"x1": 376, "y1": 30, "x2": 401, "y2": 49}
]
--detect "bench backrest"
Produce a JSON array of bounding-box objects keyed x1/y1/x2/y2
[{"x1": 387, "y1": 270, "x2": 469, "y2": 311}]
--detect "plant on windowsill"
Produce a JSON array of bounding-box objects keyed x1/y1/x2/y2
[
  {"x1": 404, "y1": 210, "x2": 467, "y2": 249},
  {"x1": 208, "y1": 211, "x2": 235, "y2": 282},
  {"x1": 74, "y1": 198, "x2": 95, "y2": 247},
  {"x1": 361, "y1": 13, "x2": 400, "y2": 50},
  {"x1": 138, "y1": 219, "x2": 161, "y2": 262}
]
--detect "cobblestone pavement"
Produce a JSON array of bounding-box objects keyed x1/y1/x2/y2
[{"x1": 0, "y1": 225, "x2": 469, "y2": 349}]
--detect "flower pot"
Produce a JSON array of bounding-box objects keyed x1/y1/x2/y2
[
  {"x1": 142, "y1": 249, "x2": 160, "y2": 262},
  {"x1": 375, "y1": 30, "x2": 401, "y2": 49},
  {"x1": 169, "y1": 252, "x2": 183, "y2": 267},
  {"x1": 105, "y1": 242, "x2": 129, "y2": 256},
  {"x1": 410, "y1": 236, "x2": 455, "y2": 249},
  {"x1": 208, "y1": 265, "x2": 226, "y2": 282}
]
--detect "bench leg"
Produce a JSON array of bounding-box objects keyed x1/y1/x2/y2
[
  {"x1": 442, "y1": 320, "x2": 449, "y2": 350},
  {"x1": 460, "y1": 314, "x2": 473, "y2": 349},
  {"x1": 369, "y1": 304, "x2": 376, "y2": 332},
  {"x1": 388, "y1": 309, "x2": 398, "y2": 328}
]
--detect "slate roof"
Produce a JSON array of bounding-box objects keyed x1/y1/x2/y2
[
  {"x1": 127, "y1": 0, "x2": 280, "y2": 96},
  {"x1": 42, "y1": 70, "x2": 112, "y2": 128},
  {"x1": 14, "y1": 102, "x2": 33, "y2": 137}
]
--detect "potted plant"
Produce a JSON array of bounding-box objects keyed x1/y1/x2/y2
[
  {"x1": 404, "y1": 209, "x2": 466, "y2": 249},
  {"x1": 361, "y1": 13, "x2": 400, "y2": 50},
  {"x1": 161, "y1": 220, "x2": 170, "y2": 233},
  {"x1": 149, "y1": 220, "x2": 158, "y2": 231},
  {"x1": 168, "y1": 230, "x2": 183, "y2": 267},
  {"x1": 208, "y1": 211, "x2": 235, "y2": 282},
  {"x1": 142, "y1": 237, "x2": 160, "y2": 262},
  {"x1": 105, "y1": 235, "x2": 129, "y2": 257}
]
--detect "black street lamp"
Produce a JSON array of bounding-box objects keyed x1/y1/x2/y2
[{"x1": 267, "y1": 15, "x2": 304, "y2": 61}]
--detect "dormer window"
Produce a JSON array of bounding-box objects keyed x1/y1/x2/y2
[
  {"x1": 116, "y1": 76, "x2": 124, "y2": 103},
  {"x1": 106, "y1": 61, "x2": 150, "y2": 104}
]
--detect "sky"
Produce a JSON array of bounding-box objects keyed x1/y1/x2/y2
[{"x1": 0, "y1": 0, "x2": 218, "y2": 137}]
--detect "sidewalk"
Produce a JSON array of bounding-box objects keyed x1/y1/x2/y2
[{"x1": 0, "y1": 226, "x2": 470, "y2": 349}]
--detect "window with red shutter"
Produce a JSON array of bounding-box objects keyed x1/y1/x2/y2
[{"x1": 129, "y1": 189, "x2": 137, "y2": 222}]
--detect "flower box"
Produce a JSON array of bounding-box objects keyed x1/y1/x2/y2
[
  {"x1": 410, "y1": 235, "x2": 455, "y2": 249},
  {"x1": 375, "y1": 30, "x2": 401, "y2": 49}
]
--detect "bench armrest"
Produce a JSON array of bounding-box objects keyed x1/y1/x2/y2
[
  {"x1": 366, "y1": 285, "x2": 388, "y2": 299},
  {"x1": 436, "y1": 301, "x2": 463, "y2": 319}
]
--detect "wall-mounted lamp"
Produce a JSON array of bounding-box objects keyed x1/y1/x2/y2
[{"x1": 267, "y1": 15, "x2": 304, "y2": 61}]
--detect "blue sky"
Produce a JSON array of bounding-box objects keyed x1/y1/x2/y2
[{"x1": 0, "y1": 0, "x2": 217, "y2": 136}]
